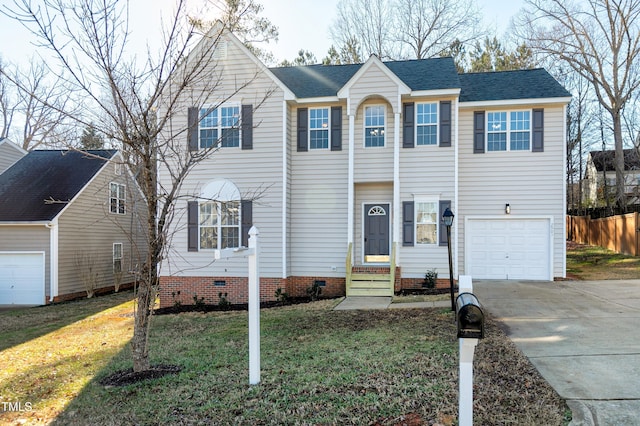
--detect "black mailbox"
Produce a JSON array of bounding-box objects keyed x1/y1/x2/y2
[{"x1": 455, "y1": 292, "x2": 485, "y2": 339}]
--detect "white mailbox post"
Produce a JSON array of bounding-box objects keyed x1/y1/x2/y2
[
  {"x1": 456, "y1": 275, "x2": 483, "y2": 426},
  {"x1": 214, "y1": 226, "x2": 260, "y2": 385}
]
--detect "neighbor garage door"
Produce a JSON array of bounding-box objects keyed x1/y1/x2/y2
[
  {"x1": 0, "y1": 253, "x2": 45, "y2": 305},
  {"x1": 466, "y1": 218, "x2": 551, "y2": 280}
]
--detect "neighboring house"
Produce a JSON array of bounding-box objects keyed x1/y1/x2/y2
[
  {"x1": 0, "y1": 138, "x2": 27, "y2": 175},
  {"x1": 0, "y1": 150, "x2": 147, "y2": 305},
  {"x1": 158, "y1": 26, "x2": 571, "y2": 307},
  {"x1": 584, "y1": 149, "x2": 640, "y2": 205}
]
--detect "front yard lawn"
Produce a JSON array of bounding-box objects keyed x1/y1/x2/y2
[
  {"x1": 0, "y1": 291, "x2": 568, "y2": 425},
  {"x1": 566, "y1": 240, "x2": 640, "y2": 280}
]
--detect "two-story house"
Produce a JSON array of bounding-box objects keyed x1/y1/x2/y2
[
  {"x1": 158, "y1": 26, "x2": 571, "y2": 307},
  {"x1": 584, "y1": 149, "x2": 640, "y2": 205}
]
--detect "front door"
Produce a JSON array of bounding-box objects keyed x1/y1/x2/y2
[{"x1": 364, "y1": 204, "x2": 390, "y2": 263}]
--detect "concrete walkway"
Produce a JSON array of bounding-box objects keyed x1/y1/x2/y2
[{"x1": 474, "y1": 279, "x2": 640, "y2": 426}]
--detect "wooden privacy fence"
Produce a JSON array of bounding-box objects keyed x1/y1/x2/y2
[{"x1": 567, "y1": 213, "x2": 640, "y2": 256}]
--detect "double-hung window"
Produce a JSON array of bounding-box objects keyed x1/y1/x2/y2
[
  {"x1": 416, "y1": 103, "x2": 438, "y2": 145},
  {"x1": 487, "y1": 111, "x2": 530, "y2": 151},
  {"x1": 113, "y1": 243, "x2": 122, "y2": 273},
  {"x1": 309, "y1": 108, "x2": 329, "y2": 149},
  {"x1": 199, "y1": 105, "x2": 240, "y2": 148},
  {"x1": 199, "y1": 201, "x2": 240, "y2": 249},
  {"x1": 109, "y1": 182, "x2": 126, "y2": 214},
  {"x1": 364, "y1": 105, "x2": 385, "y2": 147},
  {"x1": 416, "y1": 200, "x2": 438, "y2": 245}
]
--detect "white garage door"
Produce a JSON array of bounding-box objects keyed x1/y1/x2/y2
[
  {"x1": 0, "y1": 253, "x2": 45, "y2": 305},
  {"x1": 466, "y1": 218, "x2": 551, "y2": 280}
]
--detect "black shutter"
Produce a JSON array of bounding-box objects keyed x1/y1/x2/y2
[
  {"x1": 241, "y1": 104, "x2": 253, "y2": 150},
  {"x1": 439, "y1": 200, "x2": 452, "y2": 246},
  {"x1": 188, "y1": 107, "x2": 199, "y2": 151},
  {"x1": 473, "y1": 111, "x2": 485, "y2": 154},
  {"x1": 532, "y1": 108, "x2": 544, "y2": 152},
  {"x1": 439, "y1": 101, "x2": 451, "y2": 147},
  {"x1": 402, "y1": 201, "x2": 414, "y2": 246},
  {"x1": 331, "y1": 106, "x2": 342, "y2": 151},
  {"x1": 187, "y1": 201, "x2": 199, "y2": 251},
  {"x1": 297, "y1": 108, "x2": 308, "y2": 152},
  {"x1": 403, "y1": 102, "x2": 414, "y2": 148},
  {"x1": 241, "y1": 200, "x2": 253, "y2": 247}
]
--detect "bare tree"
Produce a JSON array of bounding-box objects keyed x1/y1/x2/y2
[
  {"x1": 0, "y1": 58, "x2": 16, "y2": 139},
  {"x1": 2, "y1": 0, "x2": 266, "y2": 372},
  {"x1": 394, "y1": 0, "x2": 482, "y2": 59},
  {"x1": 516, "y1": 0, "x2": 640, "y2": 210},
  {"x1": 330, "y1": 0, "x2": 397, "y2": 60}
]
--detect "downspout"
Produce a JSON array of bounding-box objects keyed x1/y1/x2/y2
[
  {"x1": 282, "y1": 100, "x2": 288, "y2": 279},
  {"x1": 347, "y1": 98, "x2": 355, "y2": 255},
  {"x1": 393, "y1": 101, "x2": 401, "y2": 265},
  {"x1": 453, "y1": 98, "x2": 459, "y2": 278},
  {"x1": 46, "y1": 219, "x2": 58, "y2": 302}
]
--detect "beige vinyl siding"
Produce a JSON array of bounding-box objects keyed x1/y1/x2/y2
[
  {"x1": 353, "y1": 100, "x2": 396, "y2": 182},
  {"x1": 0, "y1": 226, "x2": 50, "y2": 297},
  {"x1": 160, "y1": 33, "x2": 286, "y2": 278},
  {"x1": 458, "y1": 104, "x2": 566, "y2": 278},
  {"x1": 354, "y1": 183, "x2": 393, "y2": 264},
  {"x1": 398, "y1": 97, "x2": 457, "y2": 276},
  {"x1": 289, "y1": 102, "x2": 349, "y2": 276},
  {"x1": 57, "y1": 162, "x2": 148, "y2": 296},
  {"x1": 0, "y1": 142, "x2": 24, "y2": 174}
]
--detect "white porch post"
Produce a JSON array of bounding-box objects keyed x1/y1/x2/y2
[
  {"x1": 393, "y1": 111, "x2": 401, "y2": 264},
  {"x1": 347, "y1": 112, "x2": 355, "y2": 251}
]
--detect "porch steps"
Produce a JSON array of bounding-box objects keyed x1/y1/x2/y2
[{"x1": 345, "y1": 243, "x2": 396, "y2": 297}]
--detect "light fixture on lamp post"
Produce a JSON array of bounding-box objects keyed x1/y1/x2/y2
[{"x1": 442, "y1": 207, "x2": 455, "y2": 312}]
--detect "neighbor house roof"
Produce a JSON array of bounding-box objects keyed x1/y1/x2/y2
[
  {"x1": 590, "y1": 149, "x2": 640, "y2": 172},
  {"x1": 0, "y1": 150, "x2": 116, "y2": 221},
  {"x1": 269, "y1": 58, "x2": 569, "y2": 101}
]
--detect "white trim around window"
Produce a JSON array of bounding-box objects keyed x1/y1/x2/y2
[
  {"x1": 198, "y1": 200, "x2": 241, "y2": 250},
  {"x1": 199, "y1": 103, "x2": 241, "y2": 149},
  {"x1": 109, "y1": 182, "x2": 126, "y2": 215},
  {"x1": 486, "y1": 109, "x2": 531, "y2": 152},
  {"x1": 309, "y1": 107, "x2": 330, "y2": 150},
  {"x1": 415, "y1": 102, "x2": 438, "y2": 146},
  {"x1": 414, "y1": 197, "x2": 439, "y2": 245},
  {"x1": 113, "y1": 243, "x2": 123, "y2": 273},
  {"x1": 364, "y1": 104, "x2": 386, "y2": 148}
]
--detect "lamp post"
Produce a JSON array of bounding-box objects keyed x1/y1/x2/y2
[{"x1": 442, "y1": 207, "x2": 455, "y2": 311}]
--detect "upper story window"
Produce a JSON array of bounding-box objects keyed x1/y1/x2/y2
[
  {"x1": 109, "y1": 182, "x2": 126, "y2": 215},
  {"x1": 309, "y1": 108, "x2": 329, "y2": 149},
  {"x1": 199, "y1": 105, "x2": 240, "y2": 148},
  {"x1": 364, "y1": 105, "x2": 385, "y2": 147},
  {"x1": 416, "y1": 103, "x2": 438, "y2": 145},
  {"x1": 199, "y1": 201, "x2": 240, "y2": 250},
  {"x1": 487, "y1": 110, "x2": 530, "y2": 152}
]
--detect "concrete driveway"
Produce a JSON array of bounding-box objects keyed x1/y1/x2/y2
[{"x1": 474, "y1": 279, "x2": 640, "y2": 426}]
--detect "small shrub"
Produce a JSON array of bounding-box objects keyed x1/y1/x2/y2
[
  {"x1": 306, "y1": 281, "x2": 322, "y2": 301},
  {"x1": 275, "y1": 287, "x2": 289, "y2": 303},
  {"x1": 171, "y1": 291, "x2": 182, "y2": 308},
  {"x1": 423, "y1": 268, "x2": 438, "y2": 289},
  {"x1": 218, "y1": 292, "x2": 231, "y2": 309},
  {"x1": 193, "y1": 295, "x2": 205, "y2": 307}
]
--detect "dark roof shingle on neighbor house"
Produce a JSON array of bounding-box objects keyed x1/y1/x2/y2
[
  {"x1": 590, "y1": 149, "x2": 640, "y2": 172},
  {"x1": 0, "y1": 150, "x2": 116, "y2": 221},
  {"x1": 269, "y1": 57, "x2": 569, "y2": 101}
]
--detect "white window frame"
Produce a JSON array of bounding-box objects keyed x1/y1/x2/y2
[
  {"x1": 416, "y1": 102, "x2": 438, "y2": 146},
  {"x1": 198, "y1": 201, "x2": 241, "y2": 250},
  {"x1": 486, "y1": 110, "x2": 531, "y2": 152},
  {"x1": 199, "y1": 104, "x2": 241, "y2": 149},
  {"x1": 109, "y1": 182, "x2": 126, "y2": 215},
  {"x1": 364, "y1": 104, "x2": 386, "y2": 148},
  {"x1": 415, "y1": 197, "x2": 439, "y2": 245},
  {"x1": 309, "y1": 107, "x2": 330, "y2": 150},
  {"x1": 113, "y1": 243, "x2": 123, "y2": 273}
]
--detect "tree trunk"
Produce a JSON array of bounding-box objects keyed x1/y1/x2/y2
[
  {"x1": 131, "y1": 278, "x2": 153, "y2": 372},
  {"x1": 613, "y1": 113, "x2": 627, "y2": 211}
]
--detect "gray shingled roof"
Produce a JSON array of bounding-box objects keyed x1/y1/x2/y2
[
  {"x1": 590, "y1": 149, "x2": 640, "y2": 172},
  {"x1": 0, "y1": 150, "x2": 116, "y2": 221},
  {"x1": 269, "y1": 58, "x2": 569, "y2": 102},
  {"x1": 458, "y1": 68, "x2": 571, "y2": 102}
]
